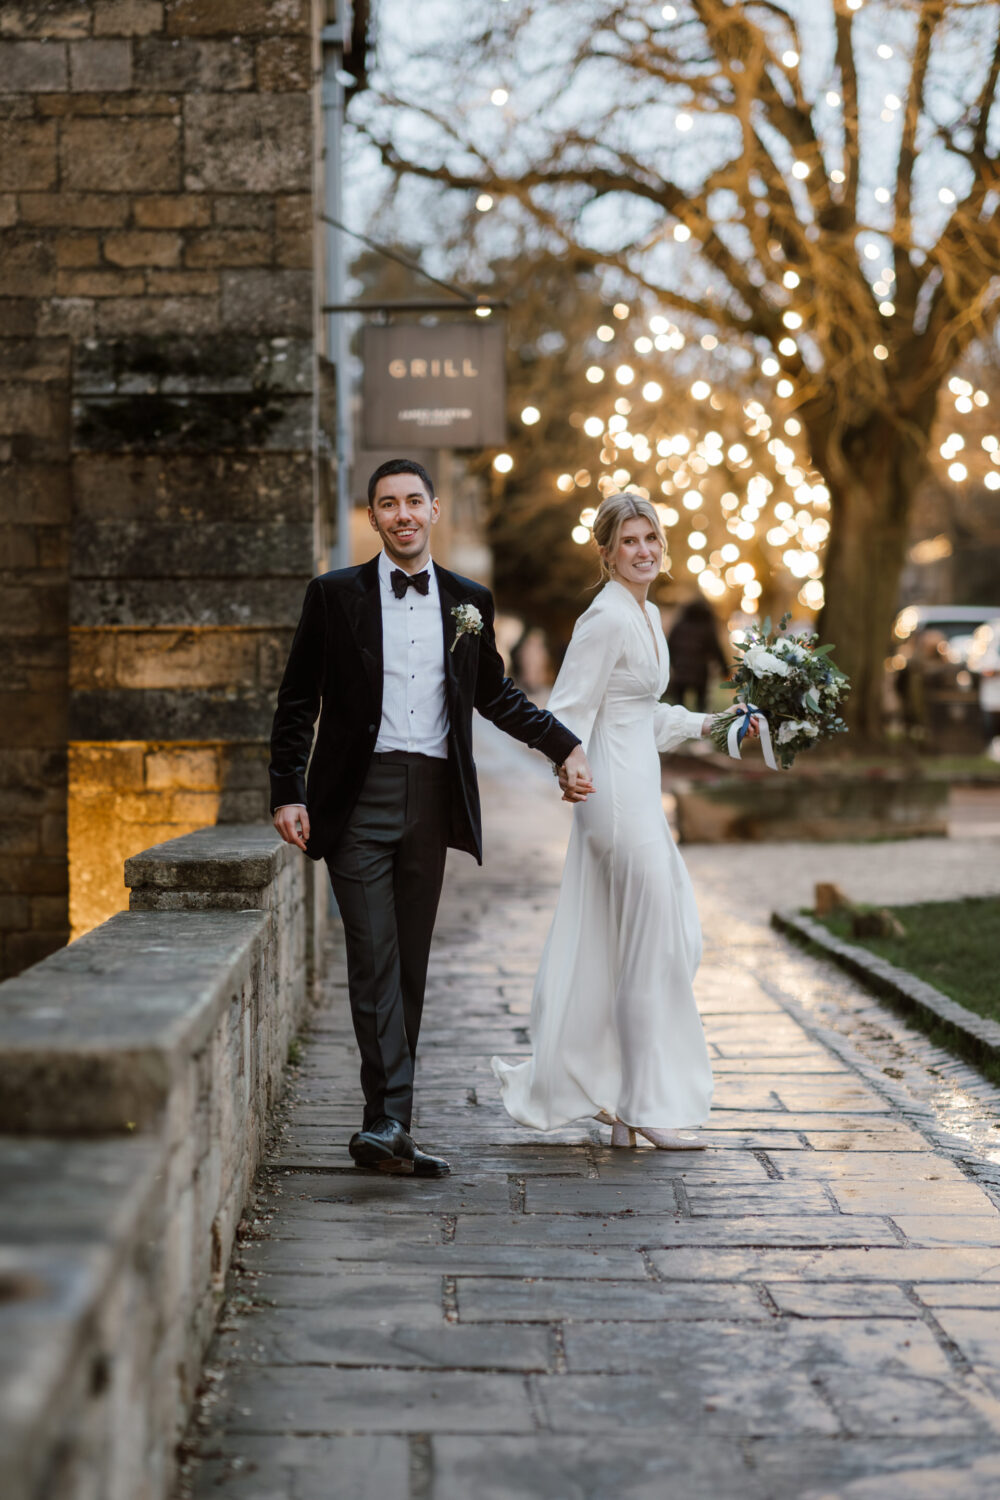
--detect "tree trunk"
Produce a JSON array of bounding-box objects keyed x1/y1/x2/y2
[{"x1": 815, "y1": 402, "x2": 934, "y2": 747}]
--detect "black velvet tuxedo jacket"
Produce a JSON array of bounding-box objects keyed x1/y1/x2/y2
[{"x1": 268, "y1": 555, "x2": 581, "y2": 865}]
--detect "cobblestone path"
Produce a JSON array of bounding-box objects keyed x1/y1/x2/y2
[{"x1": 182, "y1": 730, "x2": 1000, "y2": 1500}]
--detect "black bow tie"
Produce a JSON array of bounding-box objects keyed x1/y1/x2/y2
[{"x1": 390, "y1": 568, "x2": 430, "y2": 599}]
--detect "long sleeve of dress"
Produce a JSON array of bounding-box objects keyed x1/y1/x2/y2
[
  {"x1": 653, "y1": 700, "x2": 707, "y2": 754},
  {"x1": 546, "y1": 603, "x2": 628, "y2": 752}
]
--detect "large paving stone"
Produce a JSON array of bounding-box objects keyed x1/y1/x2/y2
[{"x1": 177, "y1": 725, "x2": 1000, "y2": 1497}]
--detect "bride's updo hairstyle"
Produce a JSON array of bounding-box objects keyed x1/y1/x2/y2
[{"x1": 592, "y1": 491, "x2": 666, "y2": 582}]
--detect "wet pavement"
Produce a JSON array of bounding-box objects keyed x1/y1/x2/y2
[{"x1": 179, "y1": 726, "x2": 1000, "y2": 1500}]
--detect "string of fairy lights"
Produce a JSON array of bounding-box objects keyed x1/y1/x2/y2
[{"x1": 474, "y1": 0, "x2": 999, "y2": 621}]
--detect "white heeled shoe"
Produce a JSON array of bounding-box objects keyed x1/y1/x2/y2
[{"x1": 610, "y1": 1119, "x2": 707, "y2": 1151}]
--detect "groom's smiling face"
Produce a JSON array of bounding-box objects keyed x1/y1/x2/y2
[{"x1": 369, "y1": 471, "x2": 440, "y2": 571}]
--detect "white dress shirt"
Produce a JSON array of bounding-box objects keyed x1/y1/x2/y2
[{"x1": 375, "y1": 551, "x2": 450, "y2": 758}]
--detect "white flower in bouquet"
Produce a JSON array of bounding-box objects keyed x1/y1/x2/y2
[
  {"x1": 743, "y1": 642, "x2": 790, "y2": 678},
  {"x1": 776, "y1": 719, "x2": 819, "y2": 745},
  {"x1": 773, "y1": 638, "x2": 808, "y2": 665}
]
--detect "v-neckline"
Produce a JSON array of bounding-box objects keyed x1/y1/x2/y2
[{"x1": 611, "y1": 580, "x2": 661, "y2": 671}]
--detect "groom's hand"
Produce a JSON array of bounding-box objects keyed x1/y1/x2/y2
[
  {"x1": 558, "y1": 746, "x2": 594, "y2": 803},
  {"x1": 274, "y1": 803, "x2": 310, "y2": 851}
]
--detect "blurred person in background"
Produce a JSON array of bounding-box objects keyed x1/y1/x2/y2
[{"x1": 667, "y1": 597, "x2": 730, "y2": 715}]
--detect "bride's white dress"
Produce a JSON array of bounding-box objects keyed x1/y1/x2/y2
[{"x1": 491, "y1": 578, "x2": 714, "y2": 1130}]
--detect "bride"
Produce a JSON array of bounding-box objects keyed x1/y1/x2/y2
[{"x1": 492, "y1": 491, "x2": 747, "y2": 1150}]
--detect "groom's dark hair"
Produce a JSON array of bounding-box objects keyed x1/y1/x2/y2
[{"x1": 367, "y1": 457, "x2": 436, "y2": 507}]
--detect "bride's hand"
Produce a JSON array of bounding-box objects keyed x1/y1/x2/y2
[{"x1": 558, "y1": 746, "x2": 595, "y2": 802}]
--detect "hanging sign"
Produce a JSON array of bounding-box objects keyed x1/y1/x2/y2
[{"x1": 362, "y1": 323, "x2": 506, "y2": 448}]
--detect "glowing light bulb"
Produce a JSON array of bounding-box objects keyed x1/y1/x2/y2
[
  {"x1": 761, "y1": 357, "x2": 780, "y2": 376},
  {"x1": 939, "y1": 188, "x2": 956, "y2": 204},
  {"x1": 783, "y1": 270, "x2": 800, "y2": 289},
  {"x1": 791, "y1": 161, "x2": 810, "y2": 180},
  {"x1": 690, "y1": 380, "x2": 711, "y2": 400},
  {"x1": 782, "y1": 50, "x2": 799, "y2": 67},
  {"x1": 642, "y1": 381, "x2": 663, "y2": 402},
  {"x1": 493, "y1": 453, "x2": 513, "y2": 473},
  {"x1": 873, "y1": 344, "x2": 888, "y2": 360},
  {"x1": 778, "y1": 337, "x2": 797, "y2": 356},
  {"x1": 521, "y1": 406, "x2": 540, "y2": 425},
  {"x1": 491, "y1": 88, "x2": 508, "y2": 106},
  {"x1": 826, "y1": 91, "x2": 841, "y2": 107},
  {"x1": 556, "y1": 474, "x2": 574, "y2": 492},
  {"x1": 676, "y1": 113, "x2": 693, "y2": 131},
  {"x1": 476, "y1": 194, "x2": 494, "y2": 212},
  {"x1": 597, "y1": 325, "x2": 614, "y2": 342},
  {"x1": 673, "y1": 223, "x2": 691, "y2": 242},
  {"x1": 583, "y1": 417, "x2": 604, "y2": 437},
  {"x1": 571, "y1": 525, "x2": 590, "y2": 545},
  {"x1": 586, "y1": 365, "x2": 604, "y2": 383},
  {"x1": 613, "y1": 302, "x2": 630, "y2": 320},
  {"x1": 782, "y1": 310, "x2": 803, "y2": 329}
]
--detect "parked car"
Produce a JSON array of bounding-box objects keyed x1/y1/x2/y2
[
  {"x1": 892, "y1": 605, "x2": 998, "y2": 667},
  {"x1": 967, "y1": 619, "x2": 1000, "y2": 742},
  {"x1": 889, "y1": 605, "x2": 997, "y2": 751}
]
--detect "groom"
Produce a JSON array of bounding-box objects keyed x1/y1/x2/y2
[{"x1": 269, "y1": 458, "x2": 592, "y2": 1177}]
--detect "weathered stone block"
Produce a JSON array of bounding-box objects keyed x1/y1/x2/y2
[
  {"x1": 61, "y1": 116, "x2": 180, "y2": 191},
  {"x1": 0, "y1": 894, "x2": 29, "y2": 927},
  {"x1": 0, "y1": 465, "x2": 70, "y2": 525},
  {"x1": 183, "y1": 94, "x2": 310, "y2": 194},
  {"x1": 212, "y1": 194, "x2": 274, "y2": 228},
  {"x1": 71, "y1": 627, "x2": 261, "y2": 691},
  {"x1": 0, "y1": 120, "x2": 57, "y2": 189},
  {"x1": 0, "y1": 525, "x2": 37, "y2": 568},
  {"x1": 4, "y1": 927, "x2": 69, "y2": 970},
  {"x1": 220, "y1": 267, "x2": 311, "y2": 334},
  {"x1": 144, "y1": 746, "x2": 218, "y2": 790},
  {"x1": 94, "y1": 0, "x2": 164, "y2": 35},
  {"x1": 0, "y1": 337, "x2": 72, "y2": 383},
  {"x1": 56, "y1": 267, "x2": 147, "y2": 297},
  {"x1": 255, "y1": 35, "x2": 312, "y2": 92},
  {"x1": 19, "y1": 190, "x2": 130, "y2": 227},
  {"x1": 0, "y1": 382, "x2": 66, "y2": 439},
  {"x1": 36, "y1": 297, "x2": 98, "y2": 339},
  {"x1": 72, "y1": 518, "x2": 313, "y2": 576},
  {"x1": 134, "y1": 35, "x2": 252, "y2": 91},
  {"x1": 38, "y1": 90, "x2": 177, "y2": 116},
  {"x1": 69, "y1": 687, "x2": 275, "y2": 741},
  {"x1": 275, "y1": 191, "x2": 311, "y2": 268},
  {"x1": 183, "y1": 228, "x2": 271, "y2": 268},
  {"x1": 132, "y1": 193, "x2": 211, "y2": 228},
  {"x1": 92, "y1": 294, "x2": 220, "y2": 336},
  {"x1": 0, "y1": 854, "x2": 67, "y2": 894},
  {"x1": 54, "y1": 232, "x2": 102, "y2": 267},
  {"x1": 0, "y1": 40, "x2": 69, "y2": 91},
  {"x1": 0, "y1": 689, "x2": 68, "y2": 745},
  {"x1": 0, "y1": 193, "x2": 17, "y2": 226},
  {"x1": 70, "y1": 576, "x2": 306, "y2": 628},
  {"x1": 73, "y1": 390, "x2": 312, "y2": 450},
  {"x1": 166, "y1": 0, "x2": 310, "y2": 37},
  {"x1": 72, "y1": 450, "x2": 313, "y2": 521},
  {"x1": 0, "y1": 4, "x2": 90, "y2": 40},
  {"x1": 69, "y1": 38, "x2": 134, "y2": 91},
  {"x1": 145, "y1": 269, "x2": 217, "y2": 295},
  {"x1": 104, "y1": 229, "x2": 182, "y2": 266}
]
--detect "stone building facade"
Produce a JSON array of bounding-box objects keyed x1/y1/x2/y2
[{"x1": 1, "y1": 0, "x2": 364, "y2": 974}]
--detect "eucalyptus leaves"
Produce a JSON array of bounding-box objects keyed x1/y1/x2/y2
[{"x1": 710, "y1": 613, "x2": 849, "y2": 769}]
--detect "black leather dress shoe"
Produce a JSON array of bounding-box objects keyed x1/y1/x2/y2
[{"x1": 349, "y1": 1117, "x2": 450, "y2": 1177}]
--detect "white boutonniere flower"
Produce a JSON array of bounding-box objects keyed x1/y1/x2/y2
[{"x1": 450, "y1": 602, "x2": 483, "y2": 653}]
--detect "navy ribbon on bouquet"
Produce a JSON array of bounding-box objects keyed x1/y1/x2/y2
[{"x1": 726, "y1": 701, "x2": 779, "y2": 771}]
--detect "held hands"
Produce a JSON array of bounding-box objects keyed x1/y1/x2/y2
[
  {"x1": 557, "y1": 745, "x2": 595, "y2": 804},
  {"x1": 273, "y1": 803, "x2": 310, "y2": 852}
]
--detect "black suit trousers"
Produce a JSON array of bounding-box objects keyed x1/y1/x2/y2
[{"x1": 325, "y1": 752, "x2": 450, "y2": 1131}]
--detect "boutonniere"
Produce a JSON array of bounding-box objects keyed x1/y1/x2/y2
[{"x1": 450, "y1": 602, "x2": 483, "y2": 653}]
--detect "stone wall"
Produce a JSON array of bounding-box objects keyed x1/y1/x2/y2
[
  {"x1": 0, "y1": 0, "x2": 326, "y2": 972},
  {"x1": 0, "y1": 822, "x2": 322, "y2": 1500}
]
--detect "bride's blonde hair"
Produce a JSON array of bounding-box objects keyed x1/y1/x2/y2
[{"x1": 592, "y1": 491, "x2": 666, "y2": 582}]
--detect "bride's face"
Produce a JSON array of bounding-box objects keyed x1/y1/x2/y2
[{"x1": 608, "y1": 516, "x2": 663, "y2": 584}]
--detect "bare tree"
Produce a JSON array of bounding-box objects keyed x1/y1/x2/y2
[{"x1": 354, "y1": 0, "x2": 1000, "y2": 741}]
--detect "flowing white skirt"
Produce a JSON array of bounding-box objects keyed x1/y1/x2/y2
[{"x1": 492, "y1": 699, "x2": 713, "y2": 1129}]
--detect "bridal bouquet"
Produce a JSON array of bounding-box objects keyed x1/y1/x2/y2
[{"x1": 709, "y1": 614, "x2": 849, "y2": 770}]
